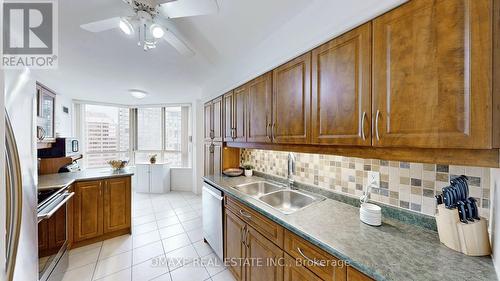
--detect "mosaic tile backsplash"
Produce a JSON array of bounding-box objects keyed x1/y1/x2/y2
[{"x1": 240, "y1": 149, "x2": 491, "y2": 219}]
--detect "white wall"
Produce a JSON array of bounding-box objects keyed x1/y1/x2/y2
[
  {"x1": 54, "y1": 93, "x2": 73, "y2": 137},
  {"x1": 171, "y1": 168, "x2": 193, "y2": 191},
  {"x1": 491, "y1": 168, "x2": 500, "y2": 275}
]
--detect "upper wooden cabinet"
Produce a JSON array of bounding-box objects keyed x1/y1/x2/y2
[
  {"x1": 36, "y1": 82, "x2": 56, "y2": 143},
  {"x1": 223, "y1": 91, "x2": 234, "y2": 142},
  {"x1": 204, "y1": 98, "x2": 223, "y2": 142},
  {"x1": 273, "y1": 53, "x2": 311, "y2": 144},
  {"x1": 212, "y1": 97, "x2": 223, "y2": 142},
  {"x1": 372, "y1": 0, "x2": 493, "y2": 149},
  {"x1": 233, "y1": 85, "x2": 248, "y2": 142},
  {"x1": 312, "y1": 23, "x2": 372, "y2": 146},
  {"x1": 204, "y1": 101, "x2": 213, "y2": 142},
  {"x1": 247, "y1": 72, "x2": 273, "y2": 143}
]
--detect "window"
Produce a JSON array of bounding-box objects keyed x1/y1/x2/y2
[
  {"x1": 135, "y1": 106, "x2": 189, "y2": 167},
  {"x1": 83, "y1": 105, "x2": 130, "y2": 168}
]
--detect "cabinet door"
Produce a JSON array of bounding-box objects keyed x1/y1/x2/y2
[
  {"x1": 372, "y1": 0, "x2": 492, "y2": 149},
  {"x1": 312, "y1": 23, "x2": 371, "y2": 146},
  {"x1": 135, "y1": 165, "x2": 150, "y2": 193},
  {"x1": 150, "y1": 165, "x2": 166, "y2": 193},
  {"x1": 74, "y1": 180, "x2": 103, "y2": 242},
  {"x1": 284, "y1": 254, "x2": 323, "y2": 281},
  {"x1": 213, "y1": 142, "x2": 222, "y2": 175},
  {"x1": 224, "y1": 210, "x2": 246, "y2": 281},
  {"x1": 347, "y1": 267, "x2": 373, "y2": 281},
  {"x1": 247, "y1": 73, "x2": 272, "y2": 143},
  {"x1": 204, "y1": 101, "x2": 213, "y2": 142},
  {"x1": 223, "y1": 91, "x2": 234, "y2": 142},
  {"x1": 213, "y1": 97, "x2": 223, "y2": 142},
  {"x1": 273, "y1": 53, "x2": 311, "y2": 144},
  {"x1": 103, "y1": 177, "x2": 131, "y2": 233},
  {"x1": 245, "y1": 226, "x2": 284, "y2": 281},
  {"x1": 233, "y1": 85, "x2": 247, "y2": 142},
  {"x1": 204, "y1": 143, "x2": 214, "y2": 176}
]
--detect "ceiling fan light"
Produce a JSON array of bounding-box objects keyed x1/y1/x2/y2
[
  {"x1": 129, "y1": 89, "x2": 148, "y2": 99},
  {"x1": 119, "y1": 18, "x2": 134, "y2": 35},
  {"x1": 150, "y1": 24, "x2": 165, "y2": 39}
]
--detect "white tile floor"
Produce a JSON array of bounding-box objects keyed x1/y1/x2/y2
[{"x1": 60, "y1": 191, "x2": 235, "y2": 281}]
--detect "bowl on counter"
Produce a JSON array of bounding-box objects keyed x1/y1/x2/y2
[{"x1": 107, "y1": 160, "x2": 129, "y2": 171}]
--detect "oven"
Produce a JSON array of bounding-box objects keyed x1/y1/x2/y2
[{"x1": 37, "y1": 185, "x2": 74, "y2": 281}]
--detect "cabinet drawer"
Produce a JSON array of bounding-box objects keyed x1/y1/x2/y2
[
  {"x1": 347, "y1": 267, "x2": 373, "y2": 281},
  {"x1": 224, "y1": 195, "x2": 283, "y2": 247},
  {"x1": 284, "y1": 230, "x2": 346, "y2": 281}
]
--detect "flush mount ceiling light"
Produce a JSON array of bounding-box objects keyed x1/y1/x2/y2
[{"x1": 129, "y1": 89, "x2": 149, "y2": 99}]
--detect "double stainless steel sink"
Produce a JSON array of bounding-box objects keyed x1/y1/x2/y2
[{"x1": 233, "y1": 181, "x2": 325, "y2": 214}]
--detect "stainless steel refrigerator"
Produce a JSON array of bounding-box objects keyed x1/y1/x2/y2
[{"x1": 4, "y1": 69, "x2": 39, "y2": 281}]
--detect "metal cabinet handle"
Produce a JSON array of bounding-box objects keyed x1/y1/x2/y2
[
  {"x1": 271, "y1": 123, "x2": 276, "y2": 141},
  {"x1": 241, "y1": 225, "x2": 246, "y2": 246},
  {"x1": 375, "y1": 110, "x2": 380, "y2": 141},
  {"x1": 5, "y1": 112, "x2": 23, "y2": 281},
  {"x1": 297, "y1": 247, "x2": 325, "y2": 267},
  {"x1": 361, "y1": 111, "x2": 367, "y2": 141},
  {"x1": 239, "y1": 209, "x2": 252, "y2": 219},
  {"x1": 245, "y1": 228, "x2": 250, "y2": 248},
  {"x1": 267, "y1": 123, "x2": 272, "y2": 140},
  {"x1": 209, "y1": 144, "x2": 215, "y2": 153}
]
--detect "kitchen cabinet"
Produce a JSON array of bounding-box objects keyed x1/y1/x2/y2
[
  {"x1": 311, "y1": 23, "x2": 371, "y2": 146},
  {"x1": 223, "y1": 87, "x2": 247, "y2": 142},
  {"x1": 224, "y1": 195, "x2": 372, "y2": 281},
  {"x1": 233, "y1": 85, "x2": 247, "y2": 142},
  {"x1": 372, "y1": 0, "x2": 492, "y2": 149},
  {"x1": 223, "y1": 91, "x2": 234, "y2": 142},
  {"x1": 213, "y1": 97, "x2": 223, "y2": 142},
  {"x1": 135, "y1": 164, "x2": 170, "y2": 193},
  {"x1": 247, "y1": 72, "x2": 273, "y2": 143},
  {"x1": 245, "y1": 226, "x2": 284, "y2": 281},
  {"x1": 272, "y1": 53, "x2": 311, "y2": 144},
  {"x1": 347, "y1": 267, "x2": 372, "y2": 281},
  {"x1": 204, "y1": 101, "x2": 212, "y2": 141},
  {"x1": 72, "y1": 177, "x2": 131, "y2": 247},
  {"x1": 224, "y1": 209, "x2": 247, "y2": 281},
  {"x1": 103, "y1": 177, "x2": 131, "y2": 233},
  {"x1": 284, "y1": 254, "x2": 323, "y2": 281},
  {"x1": 73, "y1": 180, "x2": 103, "y2": 242},
  {"x1": 36, "y1": 82, "x2": 56, "y2": 142},
  {"x1": 204, "y1": 142, "x2": 223, "y2": 176}
]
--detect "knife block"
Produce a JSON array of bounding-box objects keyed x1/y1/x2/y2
[
  {"x1": 435, "y1": 205, "x2": 462, "y2": 252},
  {"x1": 435, "y1": 205, "x2": 491, "y2": 256}
]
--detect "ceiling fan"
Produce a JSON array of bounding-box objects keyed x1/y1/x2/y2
[{"x1": 80, "y1": 0, "x2": 219, "y2": 55}]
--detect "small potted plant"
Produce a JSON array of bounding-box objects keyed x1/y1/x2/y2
[
  {"x1": 149, "y1": 154, "x2": 157, "y2": 164},
  {"x1": 243, "y1": 163, "x2": 254, "y2": 177}
]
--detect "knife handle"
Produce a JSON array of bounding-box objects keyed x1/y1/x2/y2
[
  {"x1": 469, "y1": 197, "x2": 480, "y2": 220},
  {"x1": 457, "y1": 201, "x2": 468, "y2": 224}
]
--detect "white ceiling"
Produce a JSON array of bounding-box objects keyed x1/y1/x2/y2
[{"x1": 25, "y1": 0, "x2": 405, "y2": 105}]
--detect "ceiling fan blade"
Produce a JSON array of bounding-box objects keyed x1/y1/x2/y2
[
  {"x1": 163, "y1": 29, "x2": 194, "y2": 56},
  {"x1": 159, "y1": 0, "x2": 218, "y2": 19},
  {"x1": 80, "y1": 17, "x2": 121, "y2": 32},
  {"x1": 157, "y1": 0, "x2": 177, "y2": 4}
]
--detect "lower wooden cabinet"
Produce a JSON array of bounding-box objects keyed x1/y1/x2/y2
[
  {"x1": 72, "y1": 177, "x2": 131, "y2": 247},
  {"x1": 224, "y1": 210, "x2": 247, "y2": 281},
  {"x1": 245, "y1": 226, "x2": 284, "y2": 281},
  {"x1": 103, "y1": 177, "x2": 131, "y2": 233},
  {"x1": 284, "y1": 254, "x2": 323, "y2": 281},
  {"x1": 74, "y1": 180, "x2": 103, "y2": 242},
  {"x1": 224, "y1": 195, "x2": 373, "y2": 281}
]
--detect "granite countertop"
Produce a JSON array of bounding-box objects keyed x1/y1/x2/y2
[
  {"x1": 38, "y1": 167, "x2": 135, "y2": 190},
  {"x1": 204, "y1": 174, "x2": 497, "y2": 281}
]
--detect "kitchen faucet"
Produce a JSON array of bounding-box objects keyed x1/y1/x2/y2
[{"x1": 287, "y1": 152, "x2": 296, "y2": 188}]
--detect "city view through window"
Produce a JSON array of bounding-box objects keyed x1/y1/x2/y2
[{"x1": 83, "y1": 104, "x2": 187, "y2": 168}]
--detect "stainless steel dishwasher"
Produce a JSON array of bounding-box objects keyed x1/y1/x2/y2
[{"x1": 202, "y1": 183, "x2": 224, "y2": 260}]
